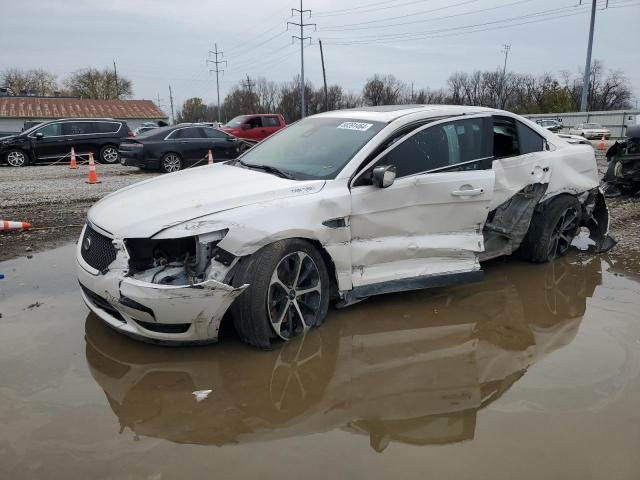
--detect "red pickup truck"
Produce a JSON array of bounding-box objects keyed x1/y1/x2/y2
[{"x1": 222, "y1": 114, "x2": 286, "y2": 141}]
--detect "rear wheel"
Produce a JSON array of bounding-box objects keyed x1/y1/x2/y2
[
  {"x1": 160, "y1": 153, "x2": 182, "y2": 173},
  {"x1": 6, "y1": 149, "x2": 29, "y2": 167},
  {"x1": 99, "y1": 145, "x2": 119, "y2": 164},
  {"x1": 232, "y1": 239, "x2": 330, "y2": 349},
  {"x1": 521, "y1": 195, "x2": 581, "y2": 263}
]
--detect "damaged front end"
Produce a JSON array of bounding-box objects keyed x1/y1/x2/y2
[{"x1": 77, "y1": 224, "x2": 247, "y2": 344}]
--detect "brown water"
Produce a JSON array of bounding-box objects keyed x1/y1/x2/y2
[{"x1": 1, "y1": 244, "x2": 639, "y2": 479}]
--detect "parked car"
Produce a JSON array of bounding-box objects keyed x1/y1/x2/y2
[
  {"x1": 222, "y1": 114, "x2": 286, "y2": 141},
  {"x1": 77, "y1": 105, "x2": 614, "y2": 349},
  {"x1": 535, "y1": 119, "x2": 562, "y2": 133},
  {"x1": 1, "y1": 118, "x2": 133, "y2": 167},
  {"x1": 603, "y1": 125, "x2": 640, "y2": 196},
  {"x1": 133, "y1": 124, "x2": 158, "y2": 136},
  {"x1": 118, "y1": 124, "x2": 256, "y2": 173},
  {"x1": 556, "y1": 133, "x2": 591, "y2": 145},
  {"x1": 569, "y1": 122, "x2": 611, "y2": 139}
]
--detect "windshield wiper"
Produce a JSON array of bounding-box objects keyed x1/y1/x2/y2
[{"x1": 239, "y1": 160, "x2": 296, "y2": 180}]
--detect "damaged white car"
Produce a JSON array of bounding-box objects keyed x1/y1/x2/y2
[{"x1": 76, "y1": 105, "x2": 615, "y2": 348}]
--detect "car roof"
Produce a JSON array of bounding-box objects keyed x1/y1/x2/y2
[{"x1": 311, "y1": 104, "x2": 496, "y2": 123}]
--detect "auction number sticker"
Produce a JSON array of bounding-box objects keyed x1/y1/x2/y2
[{"x1": 337, "y1": 121, "x2": 373, "y2": 132}]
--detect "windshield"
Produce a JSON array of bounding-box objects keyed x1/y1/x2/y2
[
  {"x1": 237, "y1": 117, "x2": 385, "y2": 180},
  {"x1": 584, "y1": 123, "x2": 602, "y2": 128},
  {"x1": 224, "y1": 116, "x2": 249, "y2": 128}
]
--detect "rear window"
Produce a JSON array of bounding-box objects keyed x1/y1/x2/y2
[
  {"x1": 263, "y1": 116, "x2": 280, "y2": 127},
  {"x1": 517, "y1": 121, "x2": 544, "y2": 154},
  {"x1": 94, "y1": 122, "x2": 121, "y2": 134}
]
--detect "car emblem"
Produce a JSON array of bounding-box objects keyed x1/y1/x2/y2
[{"x1": 83, "y1": 236, "x2": 92, "y2": 251}]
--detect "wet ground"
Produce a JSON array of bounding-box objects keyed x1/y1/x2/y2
[{"x1": 1, "y1": 242, "x2": 639, "y2": 479}]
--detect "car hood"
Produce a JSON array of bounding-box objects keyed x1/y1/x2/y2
[
  {"x1": 0, "y1": 134, "x2": 17, "y2": 142},
  {"x1": 88, "y1": 164, "x2": 325, "y2": 238}
]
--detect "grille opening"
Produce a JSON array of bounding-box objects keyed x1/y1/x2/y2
[
  {"x1": 81, "y1": 224, "x2": 117, "y2": 271},
  {"x1": 133, "y1": 320, "x2": 191, "y2": 334}
]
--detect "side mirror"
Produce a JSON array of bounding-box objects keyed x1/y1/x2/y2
[
  {"x1": 35, "y1": 132, "x2": 44, "y2": 139},
  {"x1": 372, "y1": 165, "x2": 396, "y2": 188}
]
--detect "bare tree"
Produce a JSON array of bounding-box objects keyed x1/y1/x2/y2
[
  {"x1": 362, "y1": 74, "x2": 407, "y2": 106},
  {"x1": 64, "y1": 68, "x2": 132, "y2": 100},
  {"x1": 1, "y1": 68, "x2": 58, "y2": 95}
]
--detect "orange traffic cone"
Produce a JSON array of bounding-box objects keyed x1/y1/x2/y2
[
  {"x1": 69, "y1": 147, "x2": 78, "y2": 169},
  {"x1": 598, "y1": 135, "x2": 606, "y2": 151},
  {"x1": 2, "y1": 220, "x2": 32, "y2": 232},
  {"x1": 208, "y1": 149, "x2": 214, "y2": 165},
  {"x1": 86, "y1": 152, "x2": 101, "y2": 184}
]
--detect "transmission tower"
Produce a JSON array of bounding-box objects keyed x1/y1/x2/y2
[
  {"x1": 288, "y1": 1, "x2": 315, "y2": 119},
  {"x1": 207, "y1": 43, "x2": 227, "y2": 123}
]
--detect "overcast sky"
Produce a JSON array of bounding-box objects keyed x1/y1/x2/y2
[{"x1": 2, "y1": 0, "x2": 639, "y2": 112}]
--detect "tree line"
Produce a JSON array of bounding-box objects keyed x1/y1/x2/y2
[
  {"x1": 1, "y1": 67, "x2": 132, "y2": 100},
  {"x1": 178, "y1": 59, "x2": 633, "y2": 124}
]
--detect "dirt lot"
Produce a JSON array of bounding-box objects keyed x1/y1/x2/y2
[
  {"x1": 1, "y1": 141, "x2": 638, "y2": 261},
  {"x1": 0, "y1": 164, "x2": 159, "y2": 261}
]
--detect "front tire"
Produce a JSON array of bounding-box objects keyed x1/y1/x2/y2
[
  {"x1": 160, "y1": 153, "x2": 182, "y2": 173},
  {"x1": 521, "y1": 195, "x2": 581, "y2": 263},
  {"x1": 99, "y1": 145, "x2": 119, "y2": 164},
  {"x1": 5, "y1": 149, "x2": 29, "y2": 167},
  {"x1": 231, "y1": 239, "x2": 331, "y2": 349}
]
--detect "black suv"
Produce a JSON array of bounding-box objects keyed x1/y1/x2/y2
[{"x1": 0, "y1": 118, "x2": 133, "y2": 167}]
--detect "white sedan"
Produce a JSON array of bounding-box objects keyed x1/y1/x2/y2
[
  {"x1": 76, "y1": 105, "x2": 615, "y2": 348},
  {"x1": 569, "y1": 122, "x2": 611, "y2": 139}
]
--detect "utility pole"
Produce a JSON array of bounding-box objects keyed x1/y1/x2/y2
[
  {"x1": 155, "y1": 93, "x2": 164, "y2": 109},
  {"x1": 243, "y1": 74, "x2": 256, "y2": 111},
  {"x1": 113, "y1": 60, "x2": 119, "y2": 100},
  {"x1": 288, "y1": 1, "x2": 315, "y2": 119},
  {"x1": 207, "y1": 43, "x2": 227, "y2": 123},
  {"x1": 580, "y1": 0, "x2": 597, "y2": 112},
  {"x1": 168, "y1": 85, "x2": 175, "y2": 125},
  {"x1": 500, "y1": 44, "x2": 511, "y2": 108},
  {"x1": 319, "y1": 40, "x2": 328, "y2": 112}
]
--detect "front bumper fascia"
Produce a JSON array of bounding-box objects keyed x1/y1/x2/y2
[{"x1": 76, "y1": 227, "x2": 247, "y2": 345}]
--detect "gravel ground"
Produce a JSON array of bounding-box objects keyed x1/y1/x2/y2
[
  {"x1": 0, "y1": 164, "x2": 159, "y2": 260},
  {"x1": 1, "y1": 140, "x2": 638, "y2": 261}
]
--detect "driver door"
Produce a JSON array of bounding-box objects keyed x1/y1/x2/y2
[{"x1": 349, "y1": 115, "x2": 495, "y2": 292}]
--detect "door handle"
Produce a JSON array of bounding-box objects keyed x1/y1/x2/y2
[{"x1": 451, "y1": 187, "x2": 484, "y2": 197}]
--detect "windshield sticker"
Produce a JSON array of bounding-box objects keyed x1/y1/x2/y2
[{"x1": 337, "y1": 122, "x2": 373, "y2": 132}]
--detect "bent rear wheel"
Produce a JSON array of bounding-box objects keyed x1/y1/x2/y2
[{"x1": 521, "y1": 195, "x2": 581, "y2": 263}]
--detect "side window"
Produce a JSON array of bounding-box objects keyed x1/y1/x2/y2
[
  {"x1": 246, "y1": 117, "x2": 262, "y2": 128},
  {"x1": 264, "y1": 116, "x2": 280, "y2": 127},
  {"x1": 173, "y1": 127, "x2": 205, "y2": 139},
  {"x1": 361, "y1": 118, "x2": 492, "y2": 182},
  {"x1": 35, "y1": 122, "x2": 61, "y2": 137},
  {"x1": 517, "y1": 121, "x2": 544, "y2": 154},
  {"x1": 61, "y1": 122, "x2": 92, "y2": 135},
  {"x1": 493, "y1": 116, "x2": 519, "y2": 158},
  {"x1": 203, "y1": 128, "x2": 226, "y2": 139},
  {"x1": 94, "y1": 122, "x2": 120, "y2": 134}
]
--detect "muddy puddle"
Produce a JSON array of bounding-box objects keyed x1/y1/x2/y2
[{"x1": 1, "y1": 243, "x2": 639, "y2": 479}]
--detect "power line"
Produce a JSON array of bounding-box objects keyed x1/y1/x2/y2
[
  {"x1": 207, "y1": 43, "x2": 227, "y2": 123},
  {"x1": 319, "y1": 1, "x2": 622, "y2": 45},
  {"x1": 243, "y1": 74, "x2": 256, "y2": 94},
  {"x1": 314, "y1": 0, "x2": 433, "y2": 17},
  {"x1": 320, "y1": 0, "x2": 527, "y2": 31},
  {"x1": 288, "y1": 0, "x2": 315, "y2": 119}
]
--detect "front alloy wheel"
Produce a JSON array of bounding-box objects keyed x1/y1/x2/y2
[
  {"x1": 6, "y1": 150, "x2": 27, "y2": 167},
  {"x1": 268, "y1": 252, "x2": 323, "y2": 340}
]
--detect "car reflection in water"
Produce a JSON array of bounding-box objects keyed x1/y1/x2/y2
[{"x1": 85, "y1": 254, "x2": 602, "y2": 451}]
